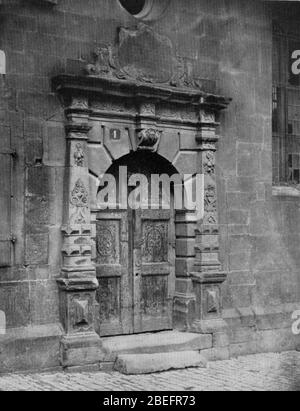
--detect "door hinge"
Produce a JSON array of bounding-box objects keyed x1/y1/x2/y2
[
  {"x1": 0, "y1": 234, "x2": 17, "y2": 244},
  {"x1": 0, "y1": 149, "x2": 17, "y2": 158}
]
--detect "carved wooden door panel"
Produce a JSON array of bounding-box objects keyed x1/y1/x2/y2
[
  {"x1": 95, "y1": 210, "x2": 133, "y2": 337},
  {"x1": 133, "y1": 208, "x2": 175, "y2": 333}
]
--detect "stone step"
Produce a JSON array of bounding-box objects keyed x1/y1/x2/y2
[
  {"x1": 114, "y1": 351, "x2": 208, "y2": 375},
  {"x1": 101, "y1": 331, "x2": 212, "y2": 362}
]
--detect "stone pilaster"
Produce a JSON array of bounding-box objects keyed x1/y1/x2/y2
[
  {"x1": 191, "y1": 109, "x2": 228, "y2": 335},
  {"x1": 173, "y1": 211, "x2": 197, "y2": 330},
  {"x1": 57, "y1": 96, "x2": 102, "y2": 370}
]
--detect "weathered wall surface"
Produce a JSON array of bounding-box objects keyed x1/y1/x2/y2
[{"x1": 0, "y1": 0, "x2": 299, "y2": 372}]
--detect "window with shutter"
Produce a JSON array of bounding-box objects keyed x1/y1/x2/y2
[{"x1": 0, "y1": 126, "x2": 13, "y2": 268}]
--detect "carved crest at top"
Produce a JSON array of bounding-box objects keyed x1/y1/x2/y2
[{"x1": 85, "y1": 24, "x2": 203, "y2": 90}]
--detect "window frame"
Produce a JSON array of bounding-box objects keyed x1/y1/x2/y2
[{"x1": 272, "y1": 22, "x2": 300, "y2": 194}]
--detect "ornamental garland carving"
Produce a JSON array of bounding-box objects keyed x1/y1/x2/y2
[
  {"x1": 70, "y1": 179, "x2": 89, "y2": 224},
  {"x1": 203, "y1": 152, "x2": 215, "y2": 175},
  {"x1": 74, "y1": 143, "x2": 85, "y2": 167}
]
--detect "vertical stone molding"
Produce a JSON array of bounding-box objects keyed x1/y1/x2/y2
[
  {"x1": 174, "y1": 211, "x2": 197, "y2": 330},
  {"x1": 191, "y1": 109, "x2": 228, "y2": 335},
  {"x1": 57, "y1": 96, "x2": 102, "y2": 369}
]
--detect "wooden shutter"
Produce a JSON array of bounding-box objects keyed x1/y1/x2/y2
[{"x1": 0, "y1": 126, "x2": 13, "y2": 267}]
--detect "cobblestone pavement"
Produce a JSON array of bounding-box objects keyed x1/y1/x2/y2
[{"x1": 0, "y1": 352, "x2": 299, "y2": 391}]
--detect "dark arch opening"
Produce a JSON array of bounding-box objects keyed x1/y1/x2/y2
[
  {"x1": 119, "y1": 0, "x2": 146, "y2": 16},
  {"x1": 106, "y1": 151, "x2": 178, "y2": 177},
  {"x1": 99, "y1": 151, "x2": 180, "y2": 210}
]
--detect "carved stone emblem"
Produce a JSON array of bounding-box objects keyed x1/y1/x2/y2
[
  {"x1": 137, "y1": 128, "x2": 161, "y2": 152},
  {"x1": 85, "y1": 25, "x2": 204, "y2": 90},
  {"x1": 85, "y1": 45, "x2": 126, "y2": 79},
  {"x1": 74, "y1": 143, "x2": 85, "y2": 167},
  {"x1": 70, "y1": 179, "x2": 89, "y2": 224}
]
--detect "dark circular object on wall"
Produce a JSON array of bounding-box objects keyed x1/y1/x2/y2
[{"x1": 119, "y1": 0, "x2": 146, "y2": 16}]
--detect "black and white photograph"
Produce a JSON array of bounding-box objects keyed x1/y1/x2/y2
[{"x1": 0, "y1": 0, "x2": 299, "y2": 394}]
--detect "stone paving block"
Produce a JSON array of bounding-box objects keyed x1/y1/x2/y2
[{"x1": 114, "y1": 351, "x2": 208, "y2": 375}]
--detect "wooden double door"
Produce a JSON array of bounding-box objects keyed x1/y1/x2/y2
[{"x1": 95, "y1": 207, "x2": 175, "y2": 337}]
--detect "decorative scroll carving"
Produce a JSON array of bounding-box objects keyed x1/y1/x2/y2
[
  {"x1": 170, "y1": 56, "x2": 202, "y2": 89},
  {"x1": 86, "y1": 45, "x2": 126, "y2": 80},
  {"x1": 203, "y1": 152, "x2": 215, "y2": 175},
  {"x1": 137, "y1": 128, "x2": 161, "y2": 152},
  {"x1": 96, "y1": 225, "x2": 117, "y2": 263},
  {"x1": 74, "y1": 143, "x2": 85, "y2": 167},
  {"x1": 70, "y1": 179, "x2": 89, "y2": 224},
  {"x1": 142, "y1": 223, "x2": 168, "y2": 263}
]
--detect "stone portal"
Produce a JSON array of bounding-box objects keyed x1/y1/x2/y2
[{"x1": 52, "y1": 36, "x2": 230, "y2": 366}]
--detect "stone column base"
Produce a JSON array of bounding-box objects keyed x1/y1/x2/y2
[{"x1": 173, "y1": 293, "x2": 196, "y2": 331}]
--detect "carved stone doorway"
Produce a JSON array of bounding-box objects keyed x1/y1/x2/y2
[{"x1": 94, "y1": 152, "x2": 177, "y2": 337}]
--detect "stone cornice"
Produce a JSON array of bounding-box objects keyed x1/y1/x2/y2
[{"x1": 52, "y1": 74, "x2": 231, "y2": 112}]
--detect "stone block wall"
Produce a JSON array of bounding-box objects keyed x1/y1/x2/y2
[{"x1": 0, "y1": 0, "x2": 299, "y2": 372}]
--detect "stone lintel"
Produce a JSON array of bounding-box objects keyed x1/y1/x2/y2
[{"x1": 52, "y1": 74, "x2": 230, "y2": 111}]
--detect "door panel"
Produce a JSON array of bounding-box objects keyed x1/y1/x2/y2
[
  {"x1": 96, "y1": 210, "x2": 133, "y2": 337},
  {"x1": 133, "y1": 209, "x2": 175, "y2": 333}
]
